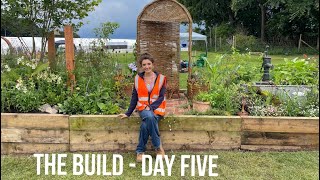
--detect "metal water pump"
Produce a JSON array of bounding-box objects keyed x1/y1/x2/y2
[{"x1": 261, "y1": 45, "x2": 273, "y2": 82}]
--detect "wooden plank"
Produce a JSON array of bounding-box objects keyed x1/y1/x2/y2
[
  {"x1": 69, "y1": 115, "x2": 140, "y2": 131},
  {"x1": 164, "y1": 144, "x2": 239, "y2": 150},
  {"x1": 1, "y1": 113, "x2": 69, "y2": 129},
  {"x1": 70, "y1": 130, "x2": 139, "y2": 144},
  {"x1": 241, "y1": 132, "x2": 319, "y2": 147},
  {"x1": 1, "y1": 128, "x2": 69, "y2": 143},
  {"x1": 70, "y1": 142, "x2": 239, "y2": 152},
  {"x1": 162, "y1": 131, "x2": 240, "y2": 145},
  {"x1": 240, "y1": 145, "x2": 302, "y2": 151},
  {"x1": 160, "y1": 116, "x2": 241, "y2": 131},
  {"x1": 1, "y1": 143, "x2": 69, "y2": 154},
  {"x1": 70, "y1": 143, "x2": 137, "y2": 152},
  {"x1": 69, "y1": 115, "x2": 241, "y2": 131},
  {"x1": 70, "y1": 130, "x2": 240, "y2": 145},
  {"x1": 242, "y1": 117, "x2": 319, "y2": 133}
]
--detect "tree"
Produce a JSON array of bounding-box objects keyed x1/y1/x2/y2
[
  {"x1": 1, "y1": 0, "x2": 102, "y2": 59},
  {"x1": 93, "y1": 22, "x2": 120, "y2": 39},
  {"x1": 93, "y1": 22, "x2": 120, "y2": 47},
  {"x1": 231, "y1": 0, "x2": 268, "y2": 42},
  {"x1": 231, "y1": 0, "x2": 319, "y2": 42},
  {"x1": 178, "y1": 0, "x2": 235, "y2": 31}
]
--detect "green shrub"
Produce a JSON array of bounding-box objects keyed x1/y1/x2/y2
[
  {"x1": 206, "y1": 84, "x2": 241, "y2": 115},
  {"x1": 1, "y1": 53, "x2": 125, "y2": 115},
  {"x1": 270, "y1": 58, "x2": 318, "y2": 85},
  {"x1": 57, "y1": 85, "x2": 121, "y2": 115},
  {"x1": 195, "y1": 92, "x2": 212, "y2": 102},
  {"x1": 234, "y1": 33, "x2": 260, "y2": 52},
  {"x1": 215, "y1": 23, "x2": 235, "y2": 38}
]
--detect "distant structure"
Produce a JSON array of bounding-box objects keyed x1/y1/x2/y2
[{"x1": 0, "y1": 37, "x2": 136, "y2": 55}]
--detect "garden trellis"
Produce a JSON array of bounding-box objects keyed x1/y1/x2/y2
[{"x1": 137, "y1": 0, "x2": 193, "y2": 97}]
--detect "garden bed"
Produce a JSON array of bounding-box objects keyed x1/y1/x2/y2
[{"x1": 1, "y1": 113, "x2": 318, "y2": 154}]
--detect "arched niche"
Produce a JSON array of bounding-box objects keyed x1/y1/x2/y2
[{"x1": 137, "y1": 0, "x2": 193, "y2": 98}]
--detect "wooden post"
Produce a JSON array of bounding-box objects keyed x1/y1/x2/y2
[
  {"x1": 298, "y1": 34, "x2": 302, "y2": 52},
  {"x1": 47, "y1": 31, "x2": 55, "y2": 69},
  {"x1": 214, "y1": 27, "x2": 217, "y2": 52},
  {"x1": 317, "y1": 35, "x2": 319, "y2": 50},
  {"x1": 187, "y1": 24, "x2": 192, "y2": 79},
  {"x1": 232, "y1": 36, "x2": 235, "y2": 48},
  {"x1": 64, "y1": 25, "x2": 75, "y2": 93},
  {"x1": 209, "y1": 27, "x2": 212, "y2": 48}
]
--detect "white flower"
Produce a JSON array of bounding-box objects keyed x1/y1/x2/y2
[
  {"x1": 15, "y1": 83, "x2": 22, "y2": 90},
  {"x1": 15, "y1": 77, "x2": 27, "y2": 93},
  {"x1": 22, "y1": 86, "x2": 27, "y2": 93},
  {"x1": 17, "y1": 57, "x2": 24, "y2": 65},
  {"x1": 17, "y1": 77, "x2": 23, "y2": 84},
  {"x1": 3, "y1": 64, "x2": 11, "y2": 72},
  {"x1": 292, "y1": 91, "x2": 305, "y2": 96},
  {"x1": 56, "y1": 77, "x2": 62, "y2": 84}
]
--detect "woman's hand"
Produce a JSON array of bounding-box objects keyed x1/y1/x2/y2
[{"x1": 118, "y1": 114, "x2": 128, "y2": 119}]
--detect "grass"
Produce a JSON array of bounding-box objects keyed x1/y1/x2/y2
[
  {"x1": 88, "y1": 50, "x2": 317, "y2": 67},
  {"x1": 180, "y1": 51, "x2": 311, "y2": 65},
  {"x1": 1, "y1": 151, "x2": 319, "y2": 179},
  {"x1": 98, "y1": 51, "x2": 318, "y2": 89}
]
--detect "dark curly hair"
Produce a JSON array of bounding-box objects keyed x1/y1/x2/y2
[{"x1": 138, "y1": 53, "x2": 154, "y2": 65}]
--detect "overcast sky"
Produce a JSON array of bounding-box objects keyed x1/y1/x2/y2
[
  {"x1": 77, "y1": 0, "x2": 189, "y2": 39},
  {"x1": 77, "y1": 0, "x2": 152, "y2": 39}
]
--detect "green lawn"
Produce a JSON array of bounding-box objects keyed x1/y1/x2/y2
[
  {"x1": 1, "y1": 151, "x2": 319, "y2": 180},
  {"x1": 109, "y1": 51, "x2": 317, "y2": 89},
  {"x1": 180, "y1": 51, "x2": 309, "y2": 65},
  {"x1": 112, "y1": 51, "x2": 316, "y2": 67}
]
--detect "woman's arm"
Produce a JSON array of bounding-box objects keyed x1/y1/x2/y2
[{"x1": 125, "y1": 88, "x2": 138, "y2": 117}]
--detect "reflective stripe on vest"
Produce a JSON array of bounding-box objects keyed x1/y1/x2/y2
[
  {"x1": 138, "y1": 97, "x2": 149, "y2": 101},
  {"x1": 154, "y1": 108, "x2": 165, "y2": 113},
  {"x1": 158, "y1": 75, "x2": 165, "y2": 90},
  {"x1": 135, "y1": 75, "x2": 139, "y2": 91}
]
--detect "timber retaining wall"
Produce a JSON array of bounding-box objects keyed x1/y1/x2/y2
[{"x1": 1, "y1": 113, "x2": 318, "y2": 154}]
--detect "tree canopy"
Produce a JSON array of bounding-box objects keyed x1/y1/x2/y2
[
  {"x1": 1, "y1": 0, "x2": 102, "y2": 58},
  {"x1": 178, "y1": 0, "x2": 319, "y2": 44}
]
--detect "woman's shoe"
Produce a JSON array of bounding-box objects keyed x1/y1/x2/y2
[{"x1": 136, "y1": 153, "x2": 144, "y2": 163}]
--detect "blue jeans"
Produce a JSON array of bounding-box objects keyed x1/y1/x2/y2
[{"x1": 136, "y1": 110, "x2": 163, "y2": 154}]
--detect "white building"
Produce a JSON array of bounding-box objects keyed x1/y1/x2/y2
[
  {"x1": 1, "y1": 37, "x2": 136, "y2": 55},
  {"x1": 1, "y1": 32, "x2": 206, "y2": 55}
]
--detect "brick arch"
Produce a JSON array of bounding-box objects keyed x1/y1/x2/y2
[
  {"x1": 138, "y1": 0, "x2": 192, "y2": 23},
  {"x1": 137, "y1": 0, "x2": 193, "y2": 98}
]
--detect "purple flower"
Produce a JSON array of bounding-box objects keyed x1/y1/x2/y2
[{"x1": 128, "y1": 62, "x2": 137, "y2": 72}]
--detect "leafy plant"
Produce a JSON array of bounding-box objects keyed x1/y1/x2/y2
[
  {"x1": 195, "y1": 92, "x2": 212, "y2": 102},
  {"x1": 270, "y1": 58, "x2": 318, "y2": 85}
]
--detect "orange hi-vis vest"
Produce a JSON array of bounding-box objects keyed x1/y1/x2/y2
[{"x1": 134, "y1": 74, "x2": 166, "y2": 116}]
